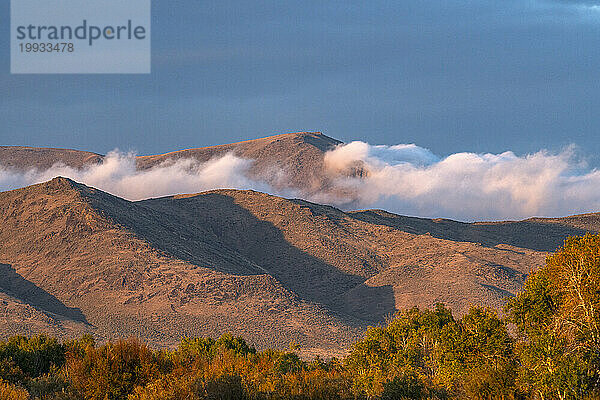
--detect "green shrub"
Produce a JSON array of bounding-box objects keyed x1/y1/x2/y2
[
  {"x1": 26, "y1": 374, "x2": 69, "y2": 399},
  {"x1": 0, "y1": 358, "x2": 24, "y2": 384},
  {"x1": 382, "y1": 372, "x2": 427, "y2": 399},
  {"x1": 215, "y1": 333, "x2": 256, "y2": 356},
  {"x1": 273, "y1": 352, "x2": 304, "y2": 375},
  {"x1": 345, "y1": 304, "x2": 455, "y2": 397},
  {"x1": 200, "y1": 374, "x2": 249, "y2": 400},
  {"x1": 0, "y1": 335, "x2": 65, "y2": 378}
]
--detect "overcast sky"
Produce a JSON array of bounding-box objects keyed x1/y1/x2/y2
[{"x1": 1, "y1": 0, "x2": 600, "y2": 161}]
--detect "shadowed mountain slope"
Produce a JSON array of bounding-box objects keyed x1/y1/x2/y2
[
  {"x1": 1, "y1": 177, "x2": 599, "y2": 354},
  {"x1": 140, "y1": 191, "x2": 545, "y2": 318},
  {"x1": 0, "y1": 178, "x2": 600, "y2": 354},
  {"x1": 0, "y1": 178, "x2": 363, "y2": 355},
  {"x1": 349, "y1": 210, "x2": 596, "y2": 252},
  {"x1": 2, "y1": 133, "x2": 600, "y2": 355}
]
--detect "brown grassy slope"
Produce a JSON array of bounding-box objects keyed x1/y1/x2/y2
[
  {"x1": 136, "y1": 132, "x2": 341, "y2": 193},
  {"x1": 0, "y1": 146, "x2": 102, "y2": 170},
  {"x1": 140, "y1": 191, "x2": 546, "y2": 319},
  {"x1": 0, "y1": 178, "x2": 363, "y2": 354},
  {"x1": 1, "y1": 178, "x2": 599, "y2": 354},
  {"x1": 1, "y1": 132, "x2": 342, "y2": 195}
]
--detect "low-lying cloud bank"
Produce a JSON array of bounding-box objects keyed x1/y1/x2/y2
[
  {"x1": 323, "y1": 142, "x2": 600, "y2": 221},
  {"x1": 0, "y1": 151, "x2": 273, "y2": 201},
  {"x1": 1, "y1": 143, "x2": 600, "y2": 221}
]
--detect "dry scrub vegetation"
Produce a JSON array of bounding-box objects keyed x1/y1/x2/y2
[{"x1": 2, "y1": 233, "x2": 600, "y2": 399}]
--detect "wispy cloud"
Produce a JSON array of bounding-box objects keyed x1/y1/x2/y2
[{"x1": 0, "y1": 151, "x2": 272, "y2": 201}]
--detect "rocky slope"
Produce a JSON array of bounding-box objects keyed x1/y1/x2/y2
[
  {"x1": 1, "y1": 177, "x2": 597, "y2": 354},
  {"x1": 0, "y1": 132, "x2": 341, "y2": 195}
]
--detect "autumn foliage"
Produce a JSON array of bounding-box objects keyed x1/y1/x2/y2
[{"x1": 2, "y1": 233, "x2": 600, "y2": 399}]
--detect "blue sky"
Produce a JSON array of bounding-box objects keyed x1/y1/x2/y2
[{"x1": 2, "y1": 0, "x2": 600, "y2": 160}]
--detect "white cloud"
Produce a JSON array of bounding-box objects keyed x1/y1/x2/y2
[
  {"x1": 2, "y1": 144, "x2": 600, "y2": 221},
  {"x1": 321, "y1": 142, "x2": 600, "y2": 221},
  {"x1": 0, "y1": 151, "x2": 272, "y2": 201}
]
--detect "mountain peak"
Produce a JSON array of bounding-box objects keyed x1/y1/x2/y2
[
  {"x1": 43, "y1": 176, "x2": 90, "y2": 195},
  {"x1": 5, "y1": 177, "x2": 105, "y2": 204},
  {"x1": 48, "y1": 176, "x2": 76, "y2": 187}
]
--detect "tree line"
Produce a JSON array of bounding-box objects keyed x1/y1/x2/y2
[{"x1": 1, "y1": 233, "x2": 600, "y2": 399}]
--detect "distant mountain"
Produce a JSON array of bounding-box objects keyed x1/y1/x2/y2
[
  {"x1": 1, "y1": 177, "x2": 596, "y2": 354},
  {"x1": 0, "y1": 146, "x2": 102, "y2": 170},
  {"x1": 0, "y1": 132, "x2": 343, "y2": 195},
  {"x1": 137, "y1": 132, "x2": 341, "y2": 192}
]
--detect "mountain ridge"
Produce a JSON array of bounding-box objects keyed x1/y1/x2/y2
[
  {"x1": 0, "y1": 132, "x2": 343, "y2": 197},
  {"x1": 2, "y1": 176, "x2": 596, "y2": 354},
  {"x1": 1, "y1": 131, "x2": 599, "y2": 354}
]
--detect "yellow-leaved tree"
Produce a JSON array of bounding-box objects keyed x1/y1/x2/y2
[{"x1": 507, "y1": 233, "x2": 600, "y2": 400}]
